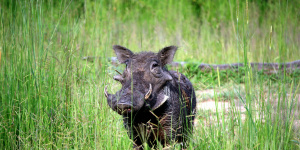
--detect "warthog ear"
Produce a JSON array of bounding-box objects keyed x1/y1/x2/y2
[
  {"x1": 158, "y1": 46, "x2": 178, "y2": 66},
  {"x1": 113, "y1": 45, "x2": 134, "y2": 64}
]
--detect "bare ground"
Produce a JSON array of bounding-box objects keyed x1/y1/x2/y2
[{"x1": 194, "y1": 86, "x2": 300, "y2": 134}]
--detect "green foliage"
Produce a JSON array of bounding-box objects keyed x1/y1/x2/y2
[
  {"x1": 0, "y1": 0, "x2": 299, "y2": 149},
  {"x1": 180, "y1": 62, "x2": 300, "y2": 89}
]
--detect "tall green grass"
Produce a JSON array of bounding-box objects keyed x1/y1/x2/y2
[{"x1": 0, "y1": 0, "x2": 299, "y2": 149}]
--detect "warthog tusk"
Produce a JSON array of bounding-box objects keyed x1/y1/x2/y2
[
  {"x1": 144, "y1": 84, "x2": 152, "y2": 100},
  {"x1": 104, "y1": 85, "x2": 108, "y2": 98}
]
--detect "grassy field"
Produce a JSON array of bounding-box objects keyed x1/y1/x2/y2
[{"x1": 0, "y1": 0, "x2": 299, "y2": 149}]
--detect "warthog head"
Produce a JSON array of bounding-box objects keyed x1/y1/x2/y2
[{"x1": 105, "y1": 45, "x2": 177, "y2": 115}]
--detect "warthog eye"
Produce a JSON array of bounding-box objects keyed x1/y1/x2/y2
[
  {"x1": 150, "y1": 61, "x2": 162, "y2": 77},
  {"x1": 151, "y1": 62, "x2": 159, "y2": 70},
  {"x1": 152, "y1": 62, "x2": 158, "y2": 67}
]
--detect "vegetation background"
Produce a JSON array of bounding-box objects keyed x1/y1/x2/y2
[{"x1": 0, "y1": 0, "x2": 299, "y2": 149}]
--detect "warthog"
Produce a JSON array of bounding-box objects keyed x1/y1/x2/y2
[{"x1": 105, "y1": 45, "x2": 196, "y2": 149}]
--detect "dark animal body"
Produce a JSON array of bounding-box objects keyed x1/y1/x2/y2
[{"x1": 105, "y1": 45, "x2": 196, "y2": 149}]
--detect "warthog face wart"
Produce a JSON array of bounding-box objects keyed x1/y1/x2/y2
[
  {"x1": 105, "y1": 45, "x2": 196, "y2": 149},
  {"x1": 105, "y1": 45, "x2": 177, "y2": 115}
]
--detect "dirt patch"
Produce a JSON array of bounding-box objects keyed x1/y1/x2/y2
[{"x1": 194, "y1": 88, "x2": 300, "y2": 135}]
